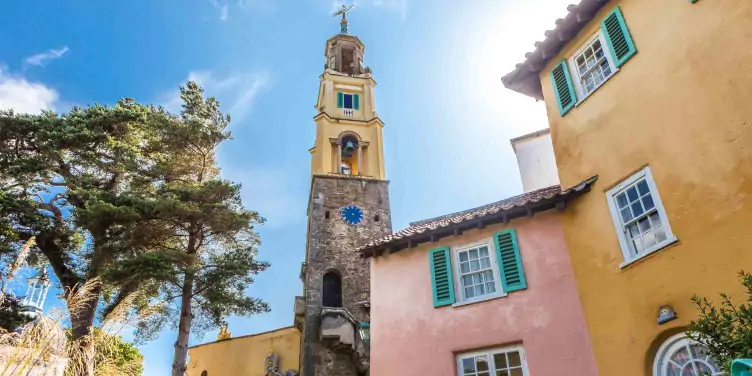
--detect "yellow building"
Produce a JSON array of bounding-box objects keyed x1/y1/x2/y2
[
  {"x1": 503, "y1": 0, "x2": 752, "y2": 375},
  {"x1": 186, "y1": 327, "x2": 300, "y2": 376}
]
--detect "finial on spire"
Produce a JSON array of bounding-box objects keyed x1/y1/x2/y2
[{"x1": 332, "y1": 4, "x2": 354, "y2": 34}]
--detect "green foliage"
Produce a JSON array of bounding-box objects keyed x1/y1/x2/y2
[
  {"x1": 0, "y1": 295, "x2": 34, "y2": 331},
  {"x1": 0, "y1": 81, "x2": 269, "y2": 375},
  {"x1": 65, "y1": 328, "x2": 144, "y2": 376},
  {"x1": 688, "y1": 271, "x2": 752, "y2": 374}
]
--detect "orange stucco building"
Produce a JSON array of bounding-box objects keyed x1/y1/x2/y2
[{"x1": 503, "y1": 0, "x2": 752, "y2": 375}]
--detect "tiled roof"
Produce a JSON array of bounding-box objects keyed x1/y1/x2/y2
[
  {"x1": 359, "y1": 176, "x2": 598, "y2": 258},
  {"x1": 501, "y1": 0, "x2": 611, "y2": 100}
]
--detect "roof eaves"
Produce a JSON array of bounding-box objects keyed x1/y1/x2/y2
[
  {"x1": 501, "y1": 0, "x2": 611, "y2": 100},
  {"x1": 359, "y1": 176, "x2": 598, "y2": 258}
]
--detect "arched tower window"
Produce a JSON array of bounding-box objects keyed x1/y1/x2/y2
[
  {"x1": 322, "y1": 271, "x2": 342, "y2": 308},
  {"x1": 340, "y1": 135, "x2": 359, "y2": 176}
]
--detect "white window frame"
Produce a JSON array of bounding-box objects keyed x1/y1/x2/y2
[
  {"x1": 451, "y1": 239, "x2": 506, "y2": 306},
  {"x1": 606, "y1": 166, "x2": 677, "y2": 267},
  {"x1": 568, "y1": 31, "x2": 618, "y2": 103},
  {"x1": 457, "y1": 345, "x2": 529, "y2": 376},
  {"x1": 653, "y1": 332, "x2": 722, "y2": 376}
]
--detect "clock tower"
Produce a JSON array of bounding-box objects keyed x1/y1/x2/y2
[{"x1": 294, "y1": 10, "x2": 392, "y2": 376}]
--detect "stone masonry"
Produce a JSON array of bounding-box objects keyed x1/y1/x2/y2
[{"x1": 301, "y1": 175, "x2": 392, "y2": 376}]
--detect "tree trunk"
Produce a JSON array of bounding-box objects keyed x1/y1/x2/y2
[
  {"x1": 68, "y1": 287, "x2": 101, "y2": 376},
  {"x1": 171, "y1": 269, "x2": 195, "y2": 376}
]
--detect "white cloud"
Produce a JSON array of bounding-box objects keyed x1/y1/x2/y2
[
  {"x1": 0, "y1": 68, "x2": 60, "y2": 113},
  {"x1": 161, "y1": 70, "x2": 271, "y2": 124},
  {"x1": 24, "y1": 46, "x2": 70, "y2": 67},
  {"x1": 219, "y1": 4, "x2": 229, "y2": 20}
]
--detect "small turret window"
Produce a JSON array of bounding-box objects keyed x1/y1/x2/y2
[{"x1": 337, "y1": 92, "x2": 359, "y2": 110}]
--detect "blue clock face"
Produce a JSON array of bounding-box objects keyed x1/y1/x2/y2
[{"x1": 340, "y1": 205, "x2": 364, "y2": 225}]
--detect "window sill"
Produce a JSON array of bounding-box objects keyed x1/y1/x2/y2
[
  {"x1": 452, "y1": 292, "x2": 508, "y2": 308},
  {"x1": 574, "y1": 68, "x2": 620, "y2": 108},
  {"x1": 618, "y1": 237, "x2": 679, "y2": 269}
]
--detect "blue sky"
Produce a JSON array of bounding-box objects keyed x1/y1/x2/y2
[{"x1": 0, "y1": 0, "x2": 573, "y2": 374}]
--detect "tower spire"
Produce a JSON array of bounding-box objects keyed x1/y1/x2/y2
[
  {"x1": 22, "y1": 268, "x2": 52, "y2": 318},
  {"x1": 332, "y1": 4, "x2": 354, "y2": 34}
]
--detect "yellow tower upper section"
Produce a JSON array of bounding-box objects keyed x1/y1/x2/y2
[{"x1": 309, "y1": 33, "x2": 386, "y2": 180}]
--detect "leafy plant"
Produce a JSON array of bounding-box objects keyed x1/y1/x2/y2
[
  {"x1": 0, "y1": 294, "x2": 34, "y2": 331},
  {"x1": 688, "y1": 271, "x2": 752, "y2": 374}
]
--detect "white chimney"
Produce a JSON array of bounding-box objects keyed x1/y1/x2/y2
[{"x1": 511, "y1": 128, "x2": 560, "y2": 192}]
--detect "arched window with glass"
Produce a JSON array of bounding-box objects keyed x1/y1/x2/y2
[{"x1": 653, "y1": 333, "x2": 722, "y2": 376}]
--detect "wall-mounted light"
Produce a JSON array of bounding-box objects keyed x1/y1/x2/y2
[{"x1": 657, "y1": 305, "x2": 677, "y2": 325}]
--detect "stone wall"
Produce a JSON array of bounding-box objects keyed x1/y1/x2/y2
[{"x1": 301, "y1": 175, "x2": 392, "y2": 376}]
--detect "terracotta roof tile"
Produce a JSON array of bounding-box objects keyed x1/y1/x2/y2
[
  {"x1": 501, "y1": 0, "x2": 611, "y2": 100},
  {"x1": 359, "y1": 176, "x2": 598, "y2": 257}
]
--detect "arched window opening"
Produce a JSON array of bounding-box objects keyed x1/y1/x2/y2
[
  {"x1": 340, "y1": 135, "x2": 359, "y2": 176},
  {"x1": 322, "y1": 271, "x2": 342, "y2": 308},
  {"x1": 201, "y1": 371, "x2": 208, "y2": 376},
  {"x1": 653, "y1": 333, "x2": 721, "y2": 376}
]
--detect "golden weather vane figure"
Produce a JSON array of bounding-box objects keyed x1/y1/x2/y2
[{"x1": 332, "y1": 4, "x2": 354, "y2": 34}]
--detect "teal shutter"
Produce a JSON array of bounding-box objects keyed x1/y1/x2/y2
[
  {"x1": 494, "y1": 229, "x2": 527, "y2": 292},
  {"x1": 601, "y1": 6, "x2": 637, "y2": 67},
  {"x1": 429, "y1": 246, "x2": 455, "y2": 307},
  {"x1": 550, "y1": 60, "x2": 577, "y2": 116},
  {"x1": 337, "y1": 92, "x2": 344, "y2": 108},
  {"x1": 353, "y1": 94, "x2": 360, "y2": 110}
]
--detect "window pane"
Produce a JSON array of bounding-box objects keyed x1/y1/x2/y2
[
  {"x1": 509, "y1": 369, "x2": 523, "y2": 376},
  {"x1": 494, "y1": 353, "x2": 508, "y2": 369},
  {"x1": 632, "y1": 237, "x2": 645, "y2": 253},
  {"x1": 471, "y1": 260, "x2": 480, "y2": 271},
  {"x1": 616, "y1": 193, "x2": 629, "y2": 208},
  {"x1": 486, "y1": 282, "x2": 496, "y2": 294},
  {"x1": 496, "y1": 371, "x2": 509, "y2": 376},
  {"x1": 465, "y1": 286, "x2": 475, "y2": 298},
  {"x1": 643, "y1": 230, "x2": 656, "y2": 247},
  {"x1": 469, "y1": 248, "x2": 479, "y2": 259},
  {"x1": 475, "y1": 284, "x2": 485, "y2": 296},
  {"x1": 638, "y1": 217, "x2": 651, "y2": 233},
  {"x1": 508, "y1": 352, "x2": 521, "y2": 367},
  {"x1": 655, "y1": 226, "x2": 667, "y2": 242},
  {"x1": 476, "y1": 355, "x2": 489, "y2": 371},
  {"x1": 344, "y1": 94, "x2": 353, "y2": 109},
  {"x1": 628, "y1": 223, "x2": 640, "y2": 238},
  {"x1": 649, "y1": 212, "x2": 662, "y2": 227},
  {"x1": 631, "y1": 201, "x2": 644, "y2": 217},
  {"x1": 462, "y1": 358, "x2": 475, "y2": 373},
  {"x1": 479, "y1": 246, "x2": 489, "y2": 257},
  {"x1": 461, "y1": 262, "x2": 470, "y2": 274},
  {"x1": 459, "y1": 252, "x2": 469, "y2": 262},
  {"x1": 480, "y1": 257, "x2": 491, "y2": 269},
  {"x1": 620, "y1": 208, "x2": 633, "y2": 223},
  {"x1": 642, "y1": 194, "x2": 655, "y2": 210},
  {"x1": 483, "y1": 270, "x2": 494, "y2": 282},
  {"x1": 478, "y1": 373, "x2": 490, "y2": 376},
  {"x1": 462, "y1": 275, "x2": 473, "y2": 287},
  {"x1": 637, "y1": 180, "x2": 650, "y2": 195},
  {"x1": 626, "y1": 186, "x2": 639, "y2": 202}
]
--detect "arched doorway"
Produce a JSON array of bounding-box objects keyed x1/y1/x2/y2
[
  {"x1": 653, "y1": 332, "x2": 722, "y2": 376},
  {"x1": 322, "y1": 271, "x2": 342, "y2": 308}
]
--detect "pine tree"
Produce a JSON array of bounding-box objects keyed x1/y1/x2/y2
[{"x1": 0, "y1": 294, "x2": 34, "y2": 331}]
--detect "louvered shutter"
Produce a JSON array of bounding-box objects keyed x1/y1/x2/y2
[
  {"x1": 550, "y1": 61, "x2": 577, "y2": 116},
  {"x1": 601, "y1": 6, "x2": 637, "y2": 67},
  {"x1": 429, "y1": 246, "x2": 455, "y2": 307},
  {"x1": 337, "y1": 92, "x2": 344, "y2": 108},
  {"x1": 354, "y1": 94, "x2": 360, "y2": 110},
  {"x1": 494, "y1": 229, "x2": 527, "y2": 292}
]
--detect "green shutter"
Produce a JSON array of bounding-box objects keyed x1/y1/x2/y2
[
  {"x1": 337, "y1": 92, "x2": 344, "y2": 108},
  {"x1": 353, "y1": 94, "x2": 360, "y2": 110},
  {"x1": 550, "y1": 60, "x2": 577, "y2": 116},
  {"x1": 601, "y1": 6, "x2": 637, "y2": 67},
  {"x1": 494, "y1": 229, "x2": 527, "y2": 292},
  {"x1": 429, "y1": 246, "x2": 455, "y2": 307}
]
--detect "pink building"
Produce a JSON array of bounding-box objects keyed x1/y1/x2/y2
[{"x1": 359, "y1": 131, "x2": 599, "y2": 376}]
